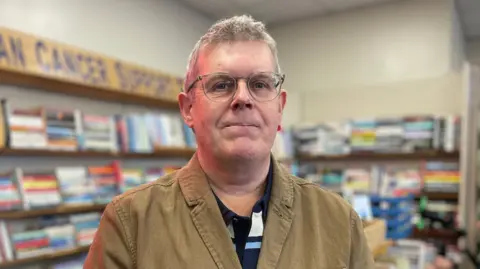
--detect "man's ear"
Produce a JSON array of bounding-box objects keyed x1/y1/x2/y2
[
  {"x1": 178, "y1": 92, "x2": 194, "y2": 128},
  {"x1": 279, "y1": 89, "x2": 287, "y2": 113}
]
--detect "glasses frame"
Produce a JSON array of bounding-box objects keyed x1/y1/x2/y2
[{"x1": 185, "y1": 71, "x2": 285, "y2": 103}]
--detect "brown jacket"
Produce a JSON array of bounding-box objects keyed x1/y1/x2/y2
[{"x1": 84, "y1": 154, "x2": 375, "y2": 269}]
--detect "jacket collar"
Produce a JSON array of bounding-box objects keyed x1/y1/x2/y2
[
  {"x1": 176, "y1": 152, "x2": 295, "y2": 269},
  {"x1": 176, "y1": 152, "x2": 294, "y2": 209}
]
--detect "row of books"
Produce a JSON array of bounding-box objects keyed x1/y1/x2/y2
[
  {"x1": 0, "y1": 162, "x2": 181, "y2": 211},
  {"x1": 416, "y1": 199, "x2": 457, "y2": 231},
  {"x1": 300, "y1": 161, "x2": 460, "y2": 196},
  {"x1": 0, "y1": 212, "x2": 99, "y2": 262},
  {"x1": 51, "y1": 254, "x2": 86, "y2": 269},
  {"x1": 0, "y1": 99, "x2": 197, "y2": 153},
  {"x1": 281, "y1": 114, "x2": 461, "y2": 157}
]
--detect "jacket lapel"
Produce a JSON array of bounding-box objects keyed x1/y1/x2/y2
[
  {"x1": 257, "y1": 159, "x2": 295, "y2": 269},
  {"x1": 176, "y1": 154, "x2": 241, "y2": 269}
]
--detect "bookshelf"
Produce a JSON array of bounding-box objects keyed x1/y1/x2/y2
[
  {"x1": 412, "y1": 227, "x2": 461, "y2": 244},
  {"x1": 297, "y1": 151, "x2": 460, "y2": 162},
  {"x1": 0, "y1": 147, "x2": 196, "y2": 159},
  {"x1": 0, "y1": 68, "x2": 179, "y2": 110},
  {"x1": 295, "y1": 150, "x2": 460, "y2": 202},
  {"x1": 291, "y1": 147, "x2": 461, "y2": 245},
  {"x1": 0, "y1": 204, "x2": 106, "y2": 219},
  {"x1": 0, "y1": 27, "x2": 196, "y2": 267},
  {"x1": 416, "y1": 192, "x2": 458, "y2": 201},
  {"x1": 0, "y1": 245, "x2": 90, "y2": 268}
]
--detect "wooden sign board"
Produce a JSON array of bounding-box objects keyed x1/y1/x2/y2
[{"x1": 0, "y1": 27, "x2": 183, "y2": 101}]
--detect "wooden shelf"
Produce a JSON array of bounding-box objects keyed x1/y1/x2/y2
[
  {"x1": 0, "y1": 148, "x2": 114, "y2": 158},
  {"x1": 121, "y1": 147, "x2": 196, "y2": 159},
  {"x1": 0, "y1": 147, "x2": 196, "y2": 159},
  {"x1": 0, "y1": 204, "x2": 106, "y2": 219},
  {"x1": 0, "y1": 68, "x2": 179, "y2": 110},
  {"x1": 416, "y1": 192, "x2": 458, "y2": 201},
  {"x1": 298, "y1": 151, "x2": 460, "y2": 162},
  {"x1": 412, "y1": 227, "x2": 460, "y2": 242},
  {"x1": 0, "y1": 245, "x2": 90, "y2": 268}
]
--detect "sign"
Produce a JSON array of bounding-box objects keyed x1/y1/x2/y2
[{"x1": 0, "y1": 27, "x2": 183, "y2": 101}]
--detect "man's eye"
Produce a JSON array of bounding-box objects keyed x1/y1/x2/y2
[
  {"x1": 212, "y1": 81, "x2": 234, "y2": 91},
  {"x1": 251, "y1": 79, "x2": 274, "y2": 90},
  {"x1": 215, "y1": 82, "x2": 228, "y2": 89},
  {"x1": 253, "y1": 82, "x2": 266, "y2": 89}
]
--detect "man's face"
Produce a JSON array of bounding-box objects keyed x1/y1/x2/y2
[{"x1": 179, "y1": 41, "x2": 287, "y2": 161}]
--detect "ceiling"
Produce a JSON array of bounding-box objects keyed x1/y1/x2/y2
[
  {"x1": 180, "y1": 0, "x2": 480, "y2": 40},
  {"x1": 179, "y1": 0, "x2": 401, "y2": 25}
]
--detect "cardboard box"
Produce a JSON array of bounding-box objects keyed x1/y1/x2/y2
[{"x1": 363, "y1": 218, "x2": 387, "y2": 252}]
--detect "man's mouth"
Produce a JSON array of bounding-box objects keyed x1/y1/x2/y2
[{"x1": 224, "y1": 123, "x2": 258, "y2": 128}]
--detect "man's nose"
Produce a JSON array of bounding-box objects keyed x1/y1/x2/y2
[{"x1": 231, "y1": 80, "x2": 253, "y2": 110}]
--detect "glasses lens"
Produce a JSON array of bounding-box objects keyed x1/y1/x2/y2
[
  {"x1": 248, "y1": 72, "x2": 281, "y2": 101},
  {"x1": 202, "y1": 74, "x2": 236, "y2": 101}
]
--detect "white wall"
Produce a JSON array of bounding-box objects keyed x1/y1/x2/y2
[
  {"x1": 270, "y1": 0, "x2": 464, "y2": 124},
  {"x1": 300, "y1": 73, "x2": 462, "y2": 122}
]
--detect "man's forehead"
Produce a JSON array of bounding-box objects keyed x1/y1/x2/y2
[{"x1": 196, "y1": 41, "x2": 275, "y2": 75}]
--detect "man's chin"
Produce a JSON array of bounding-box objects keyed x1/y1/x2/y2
[{"x1": 219, "y1": 145, "x2": 264, "y2": 161}]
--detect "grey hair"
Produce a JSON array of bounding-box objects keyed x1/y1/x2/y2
[{"x1": 183, "y1": 14, "x2": 282, "y2": 93}]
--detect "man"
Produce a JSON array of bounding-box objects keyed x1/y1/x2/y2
[{"x1": 84, "y1": 15, "x2": 374, "y2": 269}]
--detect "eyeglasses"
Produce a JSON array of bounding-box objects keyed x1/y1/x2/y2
[{"x1": 185, "y1": 72, "x2": 285, "y2": 102}]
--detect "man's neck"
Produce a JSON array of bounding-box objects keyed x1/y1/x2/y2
[{"x1": 196, "y1": 150, "x2": 271, "y2": 216}]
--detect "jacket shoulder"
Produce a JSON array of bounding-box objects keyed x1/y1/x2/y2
[{"x1": 110, "y1": 171, "x2": 178, "y2": 210}]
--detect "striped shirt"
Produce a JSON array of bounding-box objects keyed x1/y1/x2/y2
[{"x1": 214, "y1": 160, "x2": 273, "y2": 269}]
